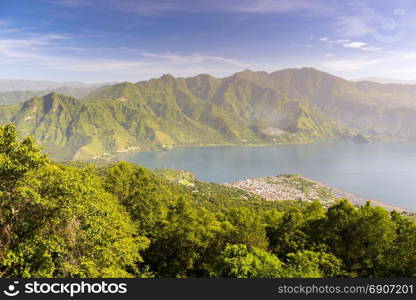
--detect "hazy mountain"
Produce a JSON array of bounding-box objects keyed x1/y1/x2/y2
[
  {"x1": 2, "y1": 68, "x2": 416, "y2": 160},
  {"x1": 249, "y1": 68, "x2": 416, "y2": 138},
  {"x1": 0, "y1": 86, "x2": 103, "y2": 105},
  {"x1": 0, "y1": 79, "x2": 111, "y2": 92},
  {"x1": 354, "y1": 77, "x2": 416, "y2": 85}
]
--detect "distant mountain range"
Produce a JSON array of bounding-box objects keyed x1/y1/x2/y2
[
  {"x1": 0, "y1": 79, "x2": 109, "y2": 92},
  {"x1": 0, "y1": 79, "x2": 114, "y2": 105},
  {"x1": 0, "y1": 86, "x2": 106, "y2": 106},
  {"x1": 1, "y1": 68, "x2": 416, "y2": 160},
  {"x1": 354, "y1": 77, "x2": 416, "y2": 85}
]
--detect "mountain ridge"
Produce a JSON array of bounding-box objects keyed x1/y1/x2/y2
[
  {"x1": 0, "y1": 79, "x2": 114, "y2": 92},
  {"x1": 2, "y1": 68, "x2": 416, "y2": 160}
]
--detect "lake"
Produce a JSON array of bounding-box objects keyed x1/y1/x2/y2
[{"x1": 118, "y1": 140, "x2": 416, "y2": 210}]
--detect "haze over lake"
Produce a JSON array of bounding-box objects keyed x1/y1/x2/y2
[{"x1": 119, "y1": 140, "x2": 416, "y2": 211}]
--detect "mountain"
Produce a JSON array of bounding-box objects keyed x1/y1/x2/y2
[
  {"x1": 0, "y1": 85, "x2": 104, "y2": 105},
  {"x1": 248, "y1": 68, "x2": 416, "y2": 138},
  {"x1": 0, "y1": 79, "x2": 109, "y2": 92},
  {"x1": 2, "y1": 68, "x2": 416, "y2": 160},
  {"x1": 354, "y1": 77, "x2": 416, "y2": 85}
]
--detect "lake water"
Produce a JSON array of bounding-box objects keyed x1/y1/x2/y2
[{"x1": 118, "y1": 140, "x2": 416, "y2": 210}]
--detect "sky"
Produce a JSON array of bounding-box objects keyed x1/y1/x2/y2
[{"x1": 1, "y1": 0, "x2": 416, "y2": 82}]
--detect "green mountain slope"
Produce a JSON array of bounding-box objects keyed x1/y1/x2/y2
[{"x1": 2, "y1": 68, "x2": 416, "y2": 160}]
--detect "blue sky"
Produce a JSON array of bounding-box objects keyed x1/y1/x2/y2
[{"x1": 1, "y1": 0, "x2": 416, "y2": 82}]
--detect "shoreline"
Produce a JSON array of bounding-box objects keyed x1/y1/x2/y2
[
  {"x1": 88, "y1": 140, "x2": 413, "y2": 213},
  {"x1": 88, "y1": 136, "x2": 411, "y2": 162},
  {"x1": 98, "y1": 141, "x2": 314, "y2": 162},
  {"x1": 225, "y1": 175, "x2": 409, "y2": 213}
]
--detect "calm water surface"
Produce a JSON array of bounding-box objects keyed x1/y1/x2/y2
[{"x1": 118, "y1": 140, "x2": 416, "y2": 210}]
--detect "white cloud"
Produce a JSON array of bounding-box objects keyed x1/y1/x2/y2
[
  {"x1": 334, "y1": 4, "x2": 382, "y2": 38},
  {"x1": 0, "y1": 32, "x2": 255, "y2": 81},
  {"x1": 320, "y1": 58, "x2": 383, "y2": 71},
  {"x1": 343, "y1": 42, "x2": 366, "y2": 49},
  {"x1": 341, "y1": 42, "x2": 380, "y2": 52},
  {"x1": 142, "y1": 52, "x2": 251, "y2": 67},
  {"x1": 0, "y1": 34, "x2": 71, "y2": 59},
  {"x1": 315, "y1": 47, "x2": 416, "y2": 79},
  {"x1": 335, "y1": 15, "x2": 377, "y2": 38},
  {"x1": 5, "y1": 1, "x2": 416, "y2": 81},
  {"x1": 230, "y1": 0, "x2": 321, "y2": 13},
  {"x1": 319, "y1": 37, "x2": 380, "y2": 52},
  {"x1": 361, "y1": 46, "x2": 380, "y2": 52},
  {"x1": 335, "y1": 39, "x2": 350, "y2": 43},
  {"x1": 0, "y1": 28, "x2": 20, "y2": 33}
]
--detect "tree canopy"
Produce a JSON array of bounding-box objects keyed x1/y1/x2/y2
[{"x1": 1, "y1": 123, "x2": 416, "y2": 278}]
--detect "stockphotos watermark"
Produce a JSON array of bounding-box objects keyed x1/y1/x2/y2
[{"x1": 2, "y1": 281, "x2": 127, "y2": 297}]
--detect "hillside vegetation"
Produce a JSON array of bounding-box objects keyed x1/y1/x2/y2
[
  {"x1": 1, "y1": 123, "x2": 416, "y2": 278},
  {"x1": 2, "y1": 68, "x2": 416, "y2": 160}
]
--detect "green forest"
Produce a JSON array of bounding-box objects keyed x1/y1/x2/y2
[{"x1": 1, "y1": 123, "x2": 415, "y2": 278}]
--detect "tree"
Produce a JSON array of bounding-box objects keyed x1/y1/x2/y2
[
  {"x1": 350, "y1": 203, "x2": 396, "y2": 277},
  {"x1": 143, "y1": 197, "x2": 221, "y2": 277},
  {"x1": 0, "y1": 124, "x2": 48, "y2": 262},
  {"x1": 313, "y1": 200, "x2": 396, "y2": 277},
  {"x1": 283, "y1": 250, "x2": 343, "y2": 278},
  {"x1": 384, "y1": 212, "x2": 416, "y2": 277},
  {"x1": 0, "y1": 125, "x2": 148, "y2": 277},
  {"x1": 102, "y1": 162, "x2": 172, "y2": 234},
  {"x1": 215, "y1": 244, "x2": 284, "y2": 278},
  {"x1": 221, "y1": 207, "x2": 269, "y2": 250},
  {"x1": 267, "y1": 208, "x2": 308, "y2": 257}
]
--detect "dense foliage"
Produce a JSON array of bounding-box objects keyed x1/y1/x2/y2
[{"x1": 1, "y1": 124, "x2": 416, "y2": 278}]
